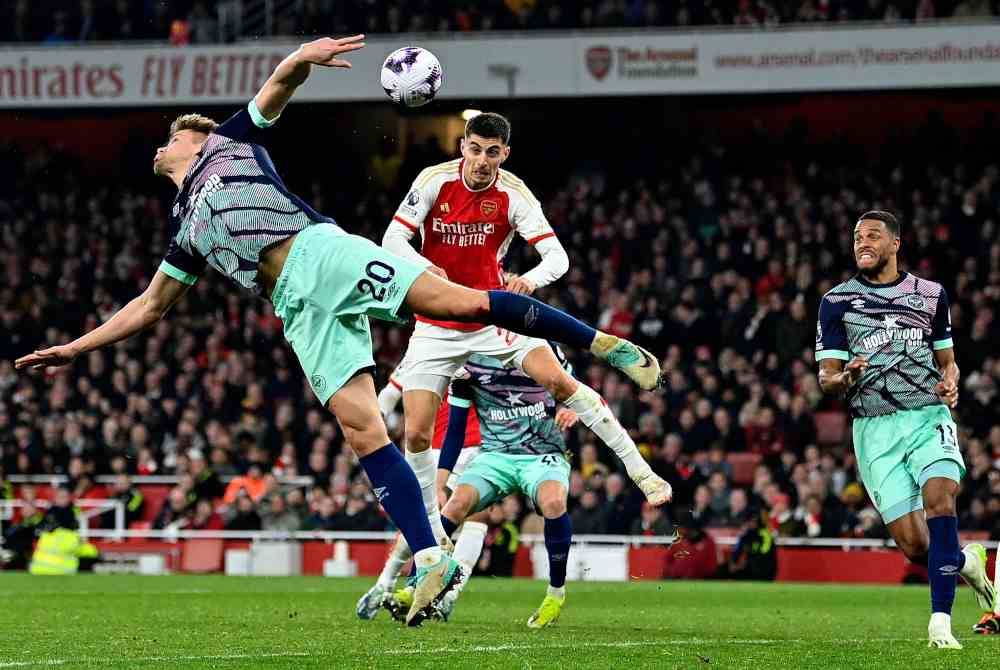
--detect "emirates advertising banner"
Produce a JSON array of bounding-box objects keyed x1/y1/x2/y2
[{"x1": 2, "y1": 23, "x2": 1000, "y2": 108}]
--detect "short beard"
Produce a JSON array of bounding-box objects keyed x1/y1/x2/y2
[{"x1": 857, "y1": 254, "x2": 889, "y2": 279}]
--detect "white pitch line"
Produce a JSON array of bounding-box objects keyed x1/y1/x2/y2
[{"x1": 0, "y1": 638, "x2": 952, "y2": 667}]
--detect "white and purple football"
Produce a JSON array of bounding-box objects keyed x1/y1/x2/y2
[{"x1": 380, "y1": 46, "x2": 443, "y2": 108}]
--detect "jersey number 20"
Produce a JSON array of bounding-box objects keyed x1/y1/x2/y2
[{"x1": 357, "y1": 261, "x2": 396, "y2": 301}]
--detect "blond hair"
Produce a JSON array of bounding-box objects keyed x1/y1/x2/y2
[{"x1": 168, "y1": 113, "x2": 218, "y2": 138}]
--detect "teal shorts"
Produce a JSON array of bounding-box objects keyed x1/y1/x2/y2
[
  {"x1": 271, "y1": 224, "x2": 425, "y2": 404},
  {"x1": 457, "y1": 452, "x2": 571, "y2": 512},
  {"x1": 853, "y1": 404, "x2": 965, "y2": 524}
]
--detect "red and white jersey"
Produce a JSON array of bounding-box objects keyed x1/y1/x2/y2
[{"x1": 392, "y1": 158, "x2": 555, "y2": 330}]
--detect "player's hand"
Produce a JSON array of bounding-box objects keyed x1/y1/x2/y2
[
  {"x1": 555, "y1": 407, "x2": 579, "y2": 430},
  {"x1": 505, "y1": 274, "x2": 536, "y2": 295},
  {"x1": 297, "y1": 35, "x2": 365, "y2": 69},
  {"x1": 427, "y1": 265, "x2": 448, "y2": 280},
  {"x1": 841, "y1": 356, "x2": 868, "y2": 387},
  {"x1": 935, "y1": 378, "x2": 959, "y2": 408},
  {"x1": 14, "y1": 344, "x2": 80, "y2": 370}
]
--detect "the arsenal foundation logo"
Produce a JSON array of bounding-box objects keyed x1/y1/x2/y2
[
  {"x1": 586, "y1": 46, "x2": 612, "y2": 80},
  {"x1": 481, "y1": 200, "x2": 498, "y2": 217}
]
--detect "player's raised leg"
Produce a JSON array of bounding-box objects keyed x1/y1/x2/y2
[
  {"x1": 527, "y1": 479, "x2": 572, "y2": 629},
  {"x1": 519, "y1": 345, "x2": 671, "y2": 505},
  {"x1": 402, "y1": 273, "x2": 661, "y2": 391}
]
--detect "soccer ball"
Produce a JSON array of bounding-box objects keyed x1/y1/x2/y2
[{"x1": 380, "y1": 47, "x2": 443, "y2": 108}]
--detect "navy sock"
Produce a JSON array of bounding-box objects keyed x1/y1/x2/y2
[
  {"x1": 440, "y1": 515, "x2": 458, "y2": 537},
  {"x1": 359, "y1": 444, "x2": 436, "y2": 554},
  {"x1": 544, "y1": 513, "x2": 572, "y2": 589},
  {"x1": 487, "y1": 291, "x2": 596, "y2": 351},
  {"x1": 927, "y1": 515, "x2": 961, "y2": 615}
]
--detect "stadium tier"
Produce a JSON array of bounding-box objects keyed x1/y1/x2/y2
[{"x1": 5, "y1": 1, "x2": 1000, "y2": 45}]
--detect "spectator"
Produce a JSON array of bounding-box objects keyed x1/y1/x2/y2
[
  {"x1": 222, "y1": 463, "x2": 268, "y2": 504},
  {"x1": 603, "y1": 473, "x2": 641, "y2": 534},
  {"x1": 728, "y1": 511, "x2": 777, "y2": 581},
  {"x1": 153, "y1": 487, "x2": 190, "y2": 530},
  {"x1": 189, "y1": 449, "x2": 225, "y2": 502},
  {"x1": 690, "y1": 484, "x2": 717, "y2": 527},
  {"x1": 2, "y1": 500, "x2": 44, "y2": 569},
  {"x1": 631, "y1": 501, "x2": 673, "y2": 536},
  {"x1": 479, "y1": 502, "x2": 519, "y2": 577},
  {"x1": 100, "y1": 474, "x2": 144, "y2": 529},
  {"x1": 578, "y1": 442, "x2": 609, "y2": 480},
  {"x1": 663, "y1": 512, "x2": 718, "y2": 579},
  {"x1": 261, "y1": 493, "x2": 302, "y2": 532},
  {"x1": 571, "y1": 490, "x2": 607, "y2": 534},
  {"x1": 335, "y1": 486, "x2": 385, "y2": 531},
  {"x1": 303, "y1": 495, "x2": 339, "y2": 531},
  {"x1": 225, "y1": 493, "x2": 262, "y2": 531},
  {"x1": 188, "y1": 499, "x2": 224, "y2": 530}
]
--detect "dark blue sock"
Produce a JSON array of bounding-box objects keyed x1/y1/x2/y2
[
  {"x1": 487, "y1": 291, "x2": 597, "y2": 351},
  {"x1": 440, "y1": 515, "x2": 458, "y2": 537},
  {"x1": 927, "y1": 515, "x2": 961, "y2": 615},
  {"x1": 544, "y1": 513, "x2": 572, "y2": 589},
  {"x1": 359, "y1": 444, "x2": 436, "y2": 554}
]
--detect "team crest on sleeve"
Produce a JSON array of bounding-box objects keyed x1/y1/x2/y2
[
  {"x1": 481, "y1": 200, "x2": 498, "y2": 217},
  {"x1": 906, "y1": 294, "x2": 926, "y2": 310}
]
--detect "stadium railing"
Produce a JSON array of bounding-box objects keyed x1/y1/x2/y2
[
  {"x1": 75, "y1": 528, "x2": 942, "y2": 550},
  {"x1": 0, "y1": 499, "x2": 126, "y2": 540},
  {"x1": 7, "y1": 474, "x2": 315, "y2": 487}
]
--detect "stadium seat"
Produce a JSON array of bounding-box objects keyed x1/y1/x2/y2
[
  {"x1": 181, "y1": 539, "x2": 224, "y2": 573},
  {"x1": 138, "y1": 485, "x2": 170, "y2": 523},
  {"x1": 814, "y1": 411, "x2": 848, "y2": 447},
  {"x1": 727, "y1": 452, "x2": 762, "y2": 486}
]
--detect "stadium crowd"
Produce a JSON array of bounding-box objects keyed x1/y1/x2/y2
[
  {"x1": 3, "y1": 0, "x2": 998, "y2": 44},
  {"x1": 2, "y1": 113, "x2": 1000, "y2": 565}
]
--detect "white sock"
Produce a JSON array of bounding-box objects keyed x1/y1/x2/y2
[
  {"x1": 547, "y1": 585, "x2": 566, "y2": 599},
  {"x1": 959, "y1": 545, "x2": 977, "y2": 581},
  {"x1": 413, "y1": 546, "x2": 442, "y2": 569},
  {"x1": 405, "y1": 448, "x2": 447, "y2": 541},
  {"x1": 451, "y1": 521, "x2": 488, "y2": 594},
  {"x1": 376, "y1": 536, "x2": 413, "y2": 591},
  {"x1": 377, "y1": 382, "x2": 403, "y2": 417},
  {"x1": 563, "y1": 384, "x2": 650, "y2": 479}
]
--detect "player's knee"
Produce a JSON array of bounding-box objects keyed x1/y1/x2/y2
[
  {"x1": 542, "y1": 373, "x2": 576, "y2": 402},
  {"x1": 403, "y1": 426, "x2": 433, "y2": 452},
  {"x1": 447, "y1": 289, "x2": 490, "y2": 322},
  {"x1": 538, "y1": 486, "x2": 567, "y2": 518},
  {"x1": 539, "y1": 496, "x2": 567, "y2": 519},
  {"x1": 443, "y1": 489, "x2": 474, "y2": 521}
]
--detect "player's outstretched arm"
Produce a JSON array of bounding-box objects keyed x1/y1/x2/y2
[
  {"x1": 14, "y1": 270, "x2": 191, "y2": 371},
  {"x1": 254, "y1": 35, "x2": 365, "y2": 121}
]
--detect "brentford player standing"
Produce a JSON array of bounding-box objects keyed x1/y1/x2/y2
[{"x1": 381, "y1": 112, "x2": 670, "y2": 548}]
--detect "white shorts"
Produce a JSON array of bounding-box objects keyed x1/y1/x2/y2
[
  {"x1": 437, "y1": 446, "x2": 480, "y2": 490},
  {"x1": 393, "y1": 322, "x2": 548, "y2": 396}
]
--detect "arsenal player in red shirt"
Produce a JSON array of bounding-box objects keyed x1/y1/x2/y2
[{"x1": 380, "y1": 112, "x2": 670, "y2": 550}]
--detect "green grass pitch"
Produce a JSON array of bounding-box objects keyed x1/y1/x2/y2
[{"x1": 0, "y1": 574, "x2": 994, "y2": 669}]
